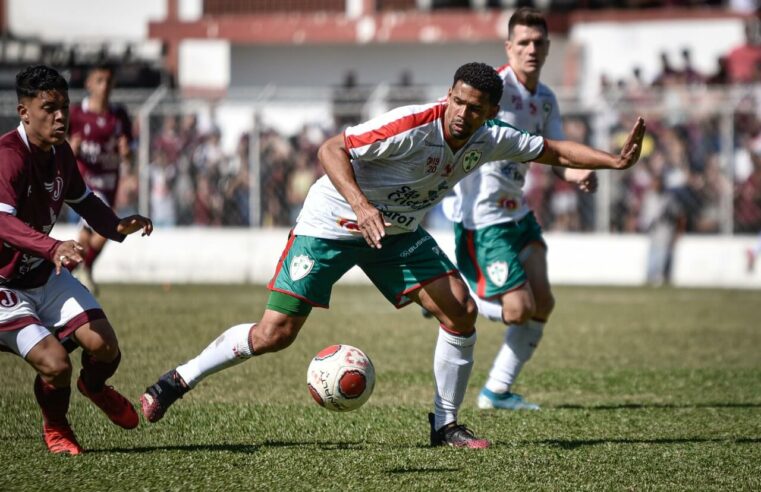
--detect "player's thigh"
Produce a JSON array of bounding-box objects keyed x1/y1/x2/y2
[
  {"x1": 500, "y1": 282, "x2": 536, "y2": 324},
  {"x1": 410, "y1": 273, "x2": 476, "y2": 332},
  {"x1": 23, "y1": 332, "x2": 72, "y2": 381},
  {"x1": 521, "y1": 242, "x2": 554, "y2": 317},
  {"x1": 269, "y1": 233, "x2": 358, "y2": 308},
  {"x1": 454, "y1": 221, "x2": 528, "y2": 300},
  {"x1": 73, "y1": 318, "x2": 119, "y2": 359},
  {"x1": 36, "y1": 269, "x2": 108, "y2": 348},
  {"x1": 360, "y1": 228, "x2": 458, "y2": 309}
]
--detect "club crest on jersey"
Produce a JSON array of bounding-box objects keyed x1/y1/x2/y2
[
  {"x1": 543, "y1": 102, "x2": 552, "y2": 115},
  {"x1": 0, "y1": 290, "x2": 20, "y2": 308},
  {"x1": 44, "y1": 177, "x2": 64, "y2": 201},
  {"x1": 486, "y1": 261, "x2": 508, "y2": 287},
  {"x1": 462, "y1": 150, "x2": 481, "y2": 173},
  {"x1": 290, "y1": 255, "x2": 314, "y2": 281}
]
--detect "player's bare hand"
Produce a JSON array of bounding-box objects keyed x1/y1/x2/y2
[
  {"x1": 353, "y1": 201, "x2": 390, "y2": 249},
  {"x1": 54, "y1": 241, "x2": 85, "y2": 275},
  {"x1": 117, "y1": 215, "x2": 153, "y2": 236},
  {"x1": 570, "y1": 169, "x2": 598, "y2": 193},
  {"x1": 615, "y1": 117, "x2": 646, "y2": 170}
]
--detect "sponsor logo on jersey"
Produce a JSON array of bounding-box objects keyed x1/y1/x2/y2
[
  {"x1": 424, "y1": 140, "x2": 445, "y2": 148},
  {"x1": 337, "y1": 218, "x2": 360, "y2": 231},
  {"x1": 486, "y1": 261, "x2": 509, "y2": 287},
  {"x1": 462, "y1": 150, "x2": 481, "y2": 173},
  {"x1": 440, "y1": 162, "x2": 454, "y2": 177},
  {"x1": 511, "y1": 95, "x2": 523, "y2": 110},
  {"x1": 425, "y1": 156, "x2": 440, "y2": 174},
  {"x1": 498, "y1": 198, "x2": 519, "y2": 210},
  {"x1": 399, "y1": 234, "x2": 433, "y2": 258},
  {"x1": 290, "y1": 255, "x2": 314, "y2": 281}
]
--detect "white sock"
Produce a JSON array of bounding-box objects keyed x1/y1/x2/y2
[
  {"x1": 472, "y1": 296, "x2": 504, "y2": 323},
  {"x1": 433, "y1": 326, "x2": 476, "y2": 430},
  {"x1": 484, "y1": 319, "x2": 544, "y2": 394},
  {"x1": 176, "y1": 323, "x2": 256, "y2": 388}
]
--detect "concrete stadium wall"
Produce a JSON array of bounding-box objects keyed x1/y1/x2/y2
[{"x1": 50, "y1": 225, "x2": 761, "y2": 289}]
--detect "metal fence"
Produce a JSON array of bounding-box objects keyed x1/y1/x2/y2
[{"x1": 2, "y1": 84, "x2": 760, "y2": 235}]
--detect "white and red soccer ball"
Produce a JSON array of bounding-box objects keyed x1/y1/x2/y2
[{"x1": 307, "y1": 344, "x2": 375, "y2": 412}]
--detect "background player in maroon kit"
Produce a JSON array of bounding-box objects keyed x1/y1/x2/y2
[
  {"x1": 68, "y1": 64, "x2": 133, "y2": 294},
  {"x1": 0, "y1": 65, "x2": 153, "y2": 455}
]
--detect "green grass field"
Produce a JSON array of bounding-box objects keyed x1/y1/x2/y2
[{"x1": 2, "y1": 284, "x2": 760, "y2": 491}]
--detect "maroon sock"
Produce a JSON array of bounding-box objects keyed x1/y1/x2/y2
[
  {"x1": 33, "y1": 375, "x2": 71, "y2": 427},
  {"x1": 83, "y1": 246, "x2": 101, "y2": 270},
  {"x1": 80, "y1": 350, "x2": 121, "y2": 392}
]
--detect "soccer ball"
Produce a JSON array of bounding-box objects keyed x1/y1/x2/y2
[{"x1": 307, "y1": 344, "x2": 375, "y2": 412}]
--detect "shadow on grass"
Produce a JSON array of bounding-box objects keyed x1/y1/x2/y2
[
  {"x1": 551, "y1": 402, "x2": 761, "y2": 410},
  {"x1": 526, "y1": 436, "x2": 761, "y2": 450},
  {"x1": 88, "y1": 443, "x2": 261, "y2": 454},
  {"x1": 261, "y1": 440, "x2": 366, "y2": 450},
  {"x1": 386, "y1": 467, "x2": 461, "y2": 474},
  {"x1": 89, "y1": 440, "x2": 367, "y2": 454}
]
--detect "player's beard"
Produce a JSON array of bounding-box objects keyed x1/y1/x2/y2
[{"x1": 449, "y1": 120, "x2": 469, "y2": 139}]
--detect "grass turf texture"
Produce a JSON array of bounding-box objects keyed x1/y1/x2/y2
[{"x1": 1, "y1": 284, "x2": 760, "y2": 490}]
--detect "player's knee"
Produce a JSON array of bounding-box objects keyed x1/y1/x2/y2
[
  {"x1": 252, "y1": 321, "x2": 300, "y2": 353},
  {"x1": 535, "y1": 292, "x2": 555, "y2": 319},
  {"x1": 442, "y1": 296, "x2": 478, "y2": 331},
  {"x1": 38, "y1": 355, "x2": 73, "y2": 383},
  {"x1": 87, "y1": 338, "x2": 120, "y2": 362},
  {"x1": 502, "y1": 302, "x2": 534, "y2": 325}
]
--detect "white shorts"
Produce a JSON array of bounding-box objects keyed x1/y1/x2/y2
[
  {"x1": 0, "y1": 269, "x2": 105, "y2": 357},
  {"x1": 0, "y1": 323, "x2": 53, "y2": 358}
]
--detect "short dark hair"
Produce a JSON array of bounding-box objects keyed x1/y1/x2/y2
[
  {"x1": 16, "y1": 65, "x2": 68, "y2": 101},
  {"x1": 452, "y1": 62, "x2": 503, "y2": 106},
  {"x1": 87, "y1": 62, "x2": 116, "y2": 76},
  {"x1": 508, "y1": 7, "x2": 548, "y2": 39}
]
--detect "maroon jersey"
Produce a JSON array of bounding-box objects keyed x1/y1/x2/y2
[
  {"x1": 0, "y1": 125, "x2": 124, "y2": 288},
  {"x1": 68, "y1": 99, "x2": 132, "y2": 204}
]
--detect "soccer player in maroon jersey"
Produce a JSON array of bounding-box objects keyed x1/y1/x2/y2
[
  {"x1": 0, "y1": 65, "x2": 153, "y2": 455},
  {"x1": 68, "y1": 63, "x2": 133, "y2": 295}
]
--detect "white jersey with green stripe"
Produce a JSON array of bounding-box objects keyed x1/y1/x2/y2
[
  {"x1": 450, "y1": 65, "x2": 564, "y2": 230},
  {"x1": 293, "y1": 101, "x2": 545, "y2": 240}
]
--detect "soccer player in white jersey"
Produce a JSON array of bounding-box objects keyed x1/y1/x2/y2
[
  {"x1": 140, "y1": 62, "x2": 645, "y2": 448},
  {"x1": 445, "y1": 8, "x2": 600, "y2": 411}
]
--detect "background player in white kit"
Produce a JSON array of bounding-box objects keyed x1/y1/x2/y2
[
  {"x1": 140, "y1": 62, "x2": 645, "y2": 448},
  {"x1": 443, "y1": 8, "x2": 599, "y2": 410}
]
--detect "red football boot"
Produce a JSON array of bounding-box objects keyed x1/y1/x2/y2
[
  {"x1": 43, "y1": 424, "x2": 84, "y2": 455},
  {"x1": 77, "y1": 378, "x2": 139, "y2": 429}
]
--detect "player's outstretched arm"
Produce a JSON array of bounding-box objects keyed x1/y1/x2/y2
[
  {"x1": 317, "y1": 133, "x2": 389, "y2": 249},
  {"x1": 537, "y1": 117, "x2": 646, "y2": 171}
]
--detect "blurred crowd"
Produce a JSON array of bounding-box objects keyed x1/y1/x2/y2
[{"x1": 97, "y1": 26, "x2": 761, "y2": 280}]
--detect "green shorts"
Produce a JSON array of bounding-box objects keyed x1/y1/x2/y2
[
  {"x1": 454, "y1": 212, "x2": 546, "y2": 300},
  {"x1": 268, "y1": 227, "x2": 457, "y2": 309}
]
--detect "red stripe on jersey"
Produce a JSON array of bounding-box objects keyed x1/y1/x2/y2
[
  {"x1": 344, "y1": 104, "x2": 444, "y2": 150},
  {"x1": 268, "y1": 230, "x2": 298, "y2": 289},
  {"x1": 465, "y1": 229, "x2": 487, "y2": 298},
  {"x1": 496, "y1": 63, "x2": 511, "y2": 75}
]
